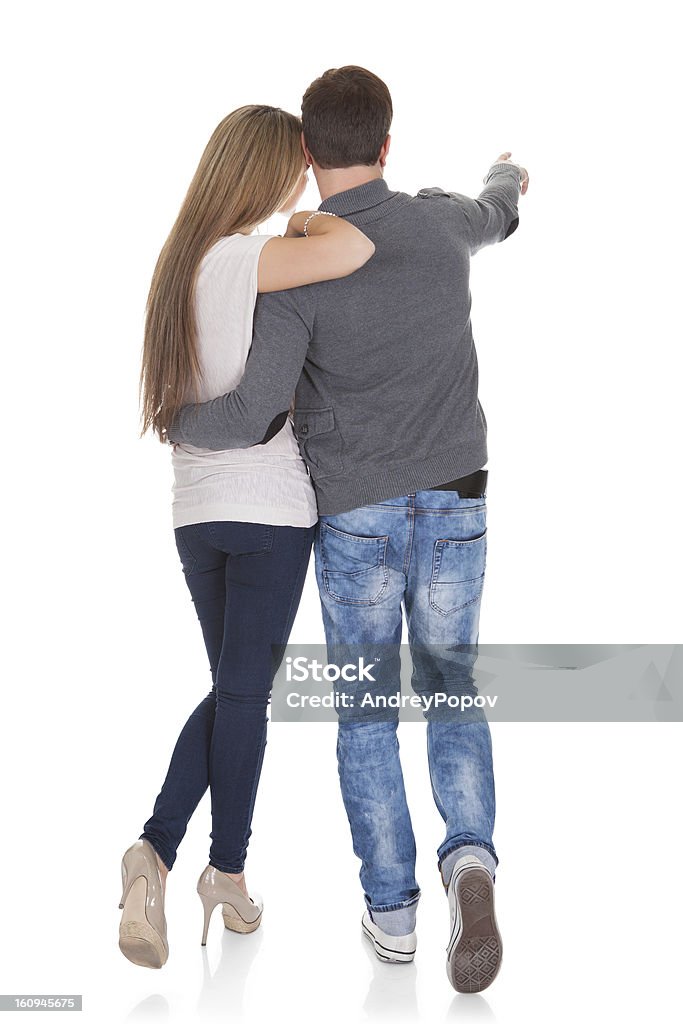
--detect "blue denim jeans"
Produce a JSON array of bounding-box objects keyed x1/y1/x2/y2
[
  {"x1": 140, "y1": 520, "x2": 315, "y2": 873},
  {"x1": 314, "y1": 489, "x2": 497, "y2": 934}
]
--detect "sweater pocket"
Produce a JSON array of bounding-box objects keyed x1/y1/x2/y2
[{"x1": 293, "y1": 407, "x2": 343, "y2": 478}]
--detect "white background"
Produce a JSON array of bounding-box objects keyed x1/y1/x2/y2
[{"x1": 1, "y1": 1, "x2": 681, "y2": 1022}]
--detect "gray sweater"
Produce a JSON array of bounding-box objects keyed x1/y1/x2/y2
[{"x1": 167, "y1": 162, "x2": 522, "y2": 515}]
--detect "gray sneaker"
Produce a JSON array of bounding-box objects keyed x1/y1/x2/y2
[
  {"x1": 446, "y1": 855, "x2": 502, "y2": 992},
  {"x1": 362, "y1": 910, "x2": 417, "y2": 963}
]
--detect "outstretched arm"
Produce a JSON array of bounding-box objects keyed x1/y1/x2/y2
[
  {"x1": 418, "y1": 153, "x2": 526, "y2": 255},
  {"x1": 462, "y1": 157, "x2": 524, "y2": 253},
  {"x1": 167, "y1": 287, "x2": 312, "y2": 450}
]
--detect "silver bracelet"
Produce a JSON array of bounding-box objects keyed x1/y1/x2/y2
[{"x1": 303, "y1": 210, "x2": 337, "y2": 236}]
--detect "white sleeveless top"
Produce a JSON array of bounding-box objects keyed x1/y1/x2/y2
[{"x1": 171, "y1": 232, "x2": 318, "y2": 529}]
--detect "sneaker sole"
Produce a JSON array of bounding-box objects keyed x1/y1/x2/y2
[
  {"x1": 362, "y1": 919, "x2": 416, "y2": 963},
  {"x1": 447, "y1": 866, "x2": 502, "y2": 993}
]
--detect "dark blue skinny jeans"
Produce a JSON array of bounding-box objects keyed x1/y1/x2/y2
[{"x1": 140, "y1": 519, "x2": 315, "y2": 872}]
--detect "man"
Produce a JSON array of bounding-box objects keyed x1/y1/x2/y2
[{"x1": 168, "y1": 65, "x2": 528, "y2": 993}]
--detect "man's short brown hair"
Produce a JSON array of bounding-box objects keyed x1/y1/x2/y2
[{"x1": 301, "y1": 66, "x2": 393, "y2": 170}]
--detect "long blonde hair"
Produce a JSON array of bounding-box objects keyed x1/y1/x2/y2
[{"x1": 139, "y1": 105, "x2": 304, "y2": 442}]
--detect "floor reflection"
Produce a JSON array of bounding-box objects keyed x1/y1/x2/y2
[
  {"x1": 197, "y1": 925, "x2": 264, "y2": 1017},
  {"x1": 362, "y1": 928, "x2": 419, "y2": 1019},
  {"x1": 446, "y1": 991, "x2": 496, "y2": 1020},
  {"x1": 126, "y1": 993, "x2": 171, "y2": 1020}
]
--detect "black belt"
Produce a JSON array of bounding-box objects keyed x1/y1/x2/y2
[{"x1": 428, "y1": 468, "x2": 487, "y2": 497}]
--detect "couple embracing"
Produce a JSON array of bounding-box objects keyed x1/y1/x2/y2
[{"x1": 121, "y1": 64, "x2": 527, "y2": 994}]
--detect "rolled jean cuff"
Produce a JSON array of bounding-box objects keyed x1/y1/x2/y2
[
  {"x1": 438, "y1": 841, "x2": 498, "y2": 887},
  {"x1": 366, "y1": 889, "x2": 420, "y2": 937}
]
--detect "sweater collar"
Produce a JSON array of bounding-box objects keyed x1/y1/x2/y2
[{"x1": 318, "y1": 177, "x2": 399, "y2": 217}]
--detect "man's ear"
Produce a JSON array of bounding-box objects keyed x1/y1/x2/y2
[
  {"x1": 301, "y1": 131, "x2": 313, "y2": 167},
  {"x1": 379, "y1": 134, "x2": 391, "y2": 169}
]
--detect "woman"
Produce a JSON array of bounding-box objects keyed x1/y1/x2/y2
[{"x1": 118, "y1": 105, "x2": 374, "y2": 968}]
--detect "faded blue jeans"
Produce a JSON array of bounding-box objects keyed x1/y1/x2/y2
[{"x1": 314, "y1": 488, "x2": 498, "y2": 935}]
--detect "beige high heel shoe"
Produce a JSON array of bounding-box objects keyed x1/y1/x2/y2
[
  {"x1": 118, "y1": 839, "x2": 169, "y2": 968},
  {"x1": 197, "y1": 865, "x2": 263, "y2": 945}
]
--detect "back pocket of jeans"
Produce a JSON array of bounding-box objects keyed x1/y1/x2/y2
[
  {"x1": 206, "y1": 521, "x2": 274, "y2": 555},
  {"x1": 320, "y1": 522, "x2": 389, "y2": 605},
  {"x1": 430, "y1": 530, "x2": 487, "y2": 615},
  {"x1": 175, "y1": 527, "x2": 198, "y2": 576}
]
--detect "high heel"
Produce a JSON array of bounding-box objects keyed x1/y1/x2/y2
[
  {"x1": 118, "y1": 839, "x2": 169, "y2": 968},
  {"x1": 197, "y1": 865, "x2": 263, "y2": 945}
]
